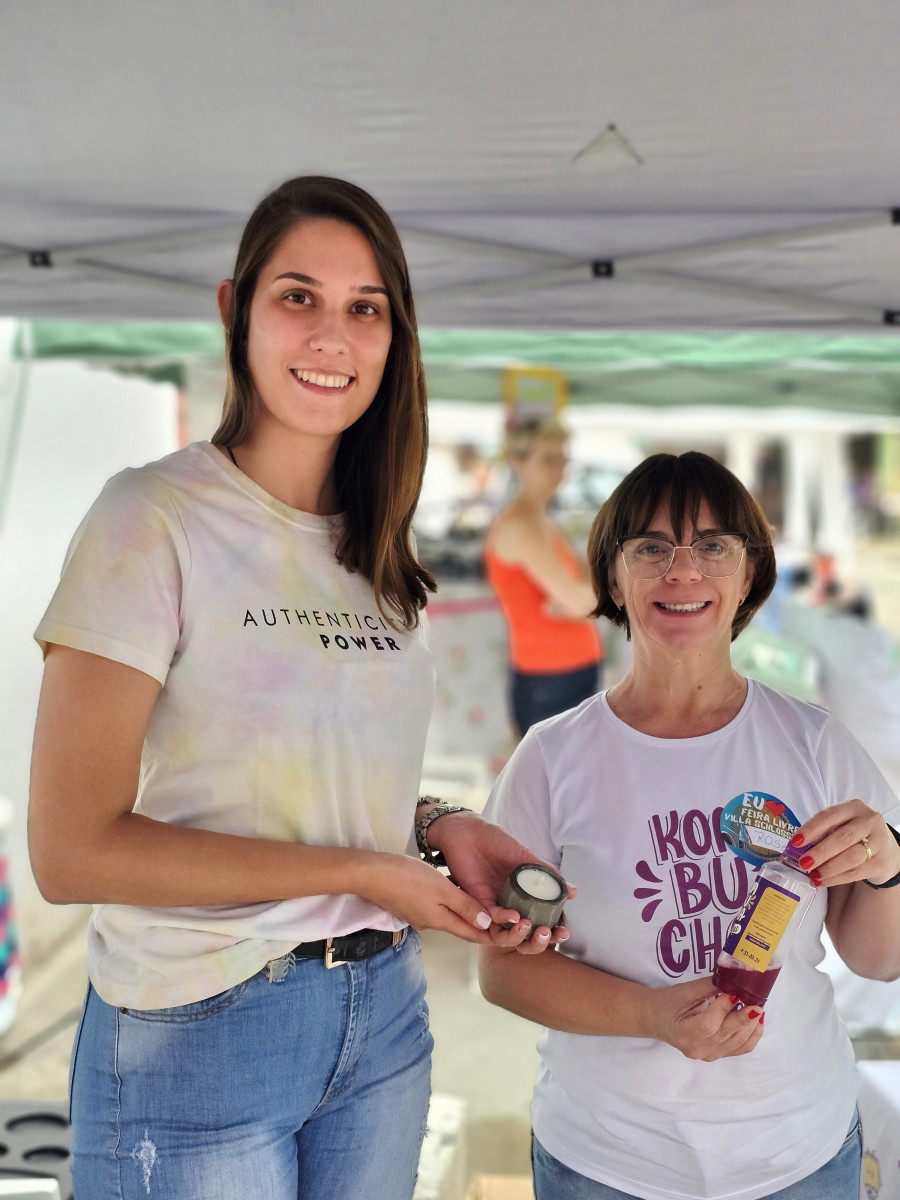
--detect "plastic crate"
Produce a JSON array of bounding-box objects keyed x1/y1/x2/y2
[{"x1": 0, "y1": 1102, "x2": 71, "y2": 1200}]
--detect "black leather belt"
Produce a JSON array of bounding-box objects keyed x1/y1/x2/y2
[{"x1": 292, "y1": 928, "x2": 403, "y2": 969}]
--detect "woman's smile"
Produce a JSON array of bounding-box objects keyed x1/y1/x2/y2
[
  {"x1": 289, "y1": 368, "x2": 354, "y2": 392},
  {"x1": 653, "y1": 600, "x2": 712, "y2": 614}
]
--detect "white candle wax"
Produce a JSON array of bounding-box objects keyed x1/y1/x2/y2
[{"x1": 516, "y1": 867, "x2": 562, "y2": 901}]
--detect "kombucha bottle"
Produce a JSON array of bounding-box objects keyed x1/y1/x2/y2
[{"x1": 712, "y1": 840, "x2": 817, "y2": 1008}]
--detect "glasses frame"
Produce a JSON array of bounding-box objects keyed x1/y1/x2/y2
[{"x1": 617, "y1": 532, "x2": 749, "y2": 580}]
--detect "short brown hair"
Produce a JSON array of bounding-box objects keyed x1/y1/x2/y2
[
  {"x1": 212, "y1": 176, "x2": 434, "y2": 628},
  {"x1": 587, "y1": 451, "x2": 776, "y2": 641}
]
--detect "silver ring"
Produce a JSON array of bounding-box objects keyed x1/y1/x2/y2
[{"x1": 861, "y1": 836, "x2": 873, "y2": 861}]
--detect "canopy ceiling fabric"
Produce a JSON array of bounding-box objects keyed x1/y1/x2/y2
[
  {"x1": 3, "y1": 0, "x2": 900, "y2": 333},
  {"x1": 15, "y1": 322, "x2": 900, "y2": 417}
]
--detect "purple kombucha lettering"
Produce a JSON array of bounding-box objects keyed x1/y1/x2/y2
[
  {"x1": 650, "y1": 812, "x2": 685, "y2": 864},
  {"x1": 672, "y1": 861, "x2": 711, "y2": 916},
  {"x1": 657, "y1": 919, "x2": 690, "y2": 976}
]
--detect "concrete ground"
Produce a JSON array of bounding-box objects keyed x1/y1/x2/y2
[
  {"x1": 0, "y1": 908, "x2": 88, "y2": 1105},
  {"x1": 422, "y1": 931, "x2": 541, "y2": 1178}
]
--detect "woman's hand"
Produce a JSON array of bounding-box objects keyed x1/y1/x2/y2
[
  {"x1": 798, "y1": 800, "x2": 900, "y2": 980},
  {"x1": 793, "y1": 799, "x2": 900, "y2": 888},
  {"x1": 641, "y1": 978, "x2": 765, "y2": 1062},
  {"x1": 425, "y1": 811, "x2": 573, "y2": 954},
  {"x1": 480, "y1": 942, "x2": 765, "y2": 1051},
  {"x1": 355, "y1": 851, "x2": 495, "y2": 944}
]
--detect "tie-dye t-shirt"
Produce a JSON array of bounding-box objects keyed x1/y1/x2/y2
[
  {"x1": 485, "y1": 683, "x2": 900, "y2": 1200},
  {"x1": 35, "y1": 442, "x2": 436, "y2": 1009}
]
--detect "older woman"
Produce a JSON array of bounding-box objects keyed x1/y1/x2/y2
[{"x1": 480, "y1": 451, "x2": 900, "y2": 1200}]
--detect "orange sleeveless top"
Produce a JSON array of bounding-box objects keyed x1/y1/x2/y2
[{"x1": 484, "y1": 533, "x2": 603, "y2": 674}]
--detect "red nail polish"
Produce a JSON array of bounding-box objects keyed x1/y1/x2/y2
[
  {"x1": 758, "y1": 1012, "x2": 765, "y2": 1024},
  {"x1": 728, "y1": 995, "x2": 739, "y2": 1003},
  {"x1": 790, "y1": 833, "x2": 805, "y2": 847},
  {"x1": 747, "y1": 1009, "x2": 760, "y2": 1020},
  {"x1": 798, "y1": 855, "x2": 814, "y2": 869},
  {"x1": 811, "y1": 870, "x2": 822, "y2": 886}
]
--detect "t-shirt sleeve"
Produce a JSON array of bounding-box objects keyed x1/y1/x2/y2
[
  {"x1": 816, "y1": 712, "x2": 900, "y2": 828},
  {"x1": 34, "y1": 468, "x2": 189, "y2": 686},
  {"x1": 483, "y1": 728, "x2": 561, "y2": 868}
]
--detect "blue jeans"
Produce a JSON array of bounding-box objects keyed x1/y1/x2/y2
[
  {"x1": 532, "y1": 1109, "x2": 862, "y2": 1199},
  {"x1": 70, "y1": 928, "x2": 431, "y2": 1199},
  {"x1": 510, "y1": 662, "x2": 602, "y2": 736}
]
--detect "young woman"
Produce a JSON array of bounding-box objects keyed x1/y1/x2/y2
[
  {"x1": 29, "y1": 176, "x2": 559, "y2": 1200},
  {"x1": 484, "y1": 416, "x2": 603, "y2": 737},
  {"x1": 481, "y1": 451, "x2": 900, "y2": 1200}
]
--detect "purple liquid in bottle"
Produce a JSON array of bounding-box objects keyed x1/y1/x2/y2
[
  {"x1": 713, "y1": 839, "x2": 817, "y2": 1007},
  {"x1": 712, "y1": 958, "x2": 781, "y2": 1008}
]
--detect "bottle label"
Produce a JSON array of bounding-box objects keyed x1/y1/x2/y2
[{"x1": 731, "y1": 879, "x2": 801, "y2": 972}]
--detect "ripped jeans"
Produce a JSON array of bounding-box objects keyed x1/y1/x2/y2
[{"x1": 69, "y1": 927, "x2": 431, "y2": 1200}]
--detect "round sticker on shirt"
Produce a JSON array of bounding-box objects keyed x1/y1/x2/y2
[{"x1": 720, "y1": 792, "x2": 800, "y2": 866}]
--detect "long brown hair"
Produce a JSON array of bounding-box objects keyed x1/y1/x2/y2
[
  {"x1": 212, "y1": 176, "x2": 435, "y2": 628},
  {"x1": 587, "y1": 451, "x2": 776, "y2": 641}
]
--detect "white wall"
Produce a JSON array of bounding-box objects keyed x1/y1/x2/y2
[{"x1": 0, "y1": 331, "x2": 177, "y2": 947}]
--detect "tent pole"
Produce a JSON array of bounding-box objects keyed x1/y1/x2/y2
[
  {"x1": 0, "y1": 321, "x2": 32, "y2": 532},
  {"x1": 419, "y1": 262, "x2": 591, "y2": 303},
  {"x1": 0, "y1": 224, "x2": 245, "y2": 276},
  {"x1": 617, "y1": 212, "x2": 894, "y2": 271},
  {"x1": 397, "y1": 226, "x2": 572, "y2": 266},
  {"x1": 621, "y1": 267, "x2": 887, "y2": 324}
]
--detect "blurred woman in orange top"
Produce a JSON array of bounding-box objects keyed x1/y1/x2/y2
[{"x1": 484, "y1": 417, "x2": 603, "y2": 738}]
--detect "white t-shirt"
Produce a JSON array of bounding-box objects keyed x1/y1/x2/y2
[
  {"x1": 484, "y1": 682, "x2": 900, "y2": 1200},
  {"x1": 35, "y1": 442, "x2": 435, "y2": 1009}
]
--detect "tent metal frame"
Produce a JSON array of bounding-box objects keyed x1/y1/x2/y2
[
  {"x1": 412, "y1": 210, "x2": 900, "y2": 325},
  {"x1": 1, "y1": 209, "x2": 898, "y2": 324}
]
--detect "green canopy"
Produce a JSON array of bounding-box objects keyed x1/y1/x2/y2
[
  {"x1": 13, "y1": 322, "x2": 900, "y2": 415},
  {"x1": 12, "y1": 321, "x2": 226, "y2": 388},
  {"x1": 418, "y1": 330, "x2": 900, "y2": 415}
]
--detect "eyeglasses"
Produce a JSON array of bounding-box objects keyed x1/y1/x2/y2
[{"x1": 617, "y1": 533, "x2": 748, "y2": 579}]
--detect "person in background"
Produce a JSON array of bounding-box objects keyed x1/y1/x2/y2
[
  {"x1": 0, "y1": 795, "x2": 20, "y2": 1036},
  {"x1": 28, "y1": 175, "x2": 560, "y2": 1200},
  {"x1": 480, "y1": 450, "x2": 900, "y2": 1200},
  {"x1": 484, "y1": 416, "x2": 603, "y2": 738}
]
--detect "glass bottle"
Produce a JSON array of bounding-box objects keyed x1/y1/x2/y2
[{"x1": 712, "y1": 840, "x2": 817, "y2": 1008}]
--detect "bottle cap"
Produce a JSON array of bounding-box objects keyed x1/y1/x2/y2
[{"x1": 781, "y1": 836, "x2": 818, "y2": 866}]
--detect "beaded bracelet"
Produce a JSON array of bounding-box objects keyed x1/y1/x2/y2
[
  {"x1": 414, "y1": 795, "x2": 471, "y2": 867},
  {"x1": 864, "y1": 825, "x2": 900, "y2": 889}
]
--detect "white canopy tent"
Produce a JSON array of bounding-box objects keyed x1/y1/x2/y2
[{"x1": 2, "y1": 0, "x2": 900, "y2": 332}]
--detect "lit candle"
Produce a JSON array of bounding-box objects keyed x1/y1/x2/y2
[{"x1": 500, "y1": 862, "x2": 568, "y2": 939}]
